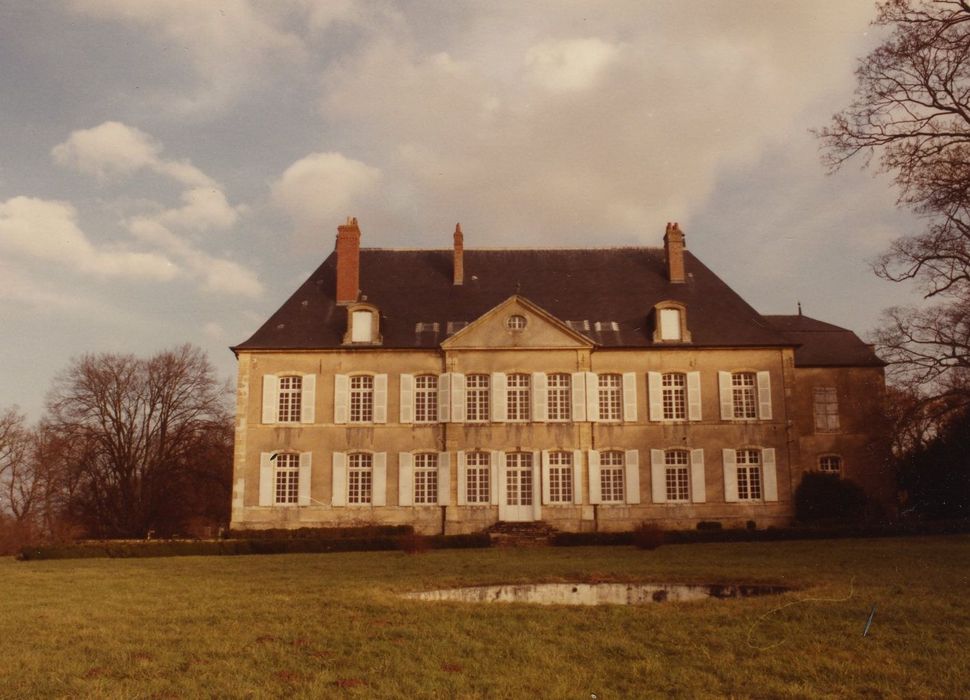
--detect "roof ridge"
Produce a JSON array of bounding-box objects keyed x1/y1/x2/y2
[{"x1": 361, "y1": 246, "x2": 665, "y2": 251}]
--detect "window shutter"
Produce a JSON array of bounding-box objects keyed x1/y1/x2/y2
[
  {"x1": 718, "y1": 372, "x2": 733, "y2": 420},
  {"x1": 532, "y1": 372, "x2": 548, "y2": 422},
  {"x1": 262, "y1": 375, "x2": 278, "y2": 424},
  {"x1": 438, "y1": 452, "x2": 451, "y2": 506},
  {"x1": 572, "y1": 450, "x2": 583, "y2": 504},
  {"x1": 300, "y1": 374, "x2": 316, "y2": 423},
  {"x1": 333, "y1": 375, "x2": 349, "y2": 424},
  {"x1": 491, "y1": 373, "x2": 507, "y2": 422},
  {"x1": 373, "y1": 374, "x2": 388, "y2": 423},
  {"x1": 571, "y1": 372, "x2": 587, "y2": 421},
  {"x1": 259, "y1": 452, "x2": 273, "y2": 506},
  {"x1": 625, "y1": 450, "x2": 641, "y2": 504},
  {"x1": 722, "y1": 449, "x2": 738, "y2": 503},
  {"x1": 690, "y1": 449, "x2": 706, "y2": 503},
  {"x1": 332, "y1": 452, "x2": 347, "y2": 506},
  {"x1": 372, "y1": 452, "x2": 387, "y2": 506},
  {"x1": 398, "y1": 453, "x2": 413, "y2": 506},
  {"x1": 438, "y1": 373, "x2": 452, "y2": 423},
  {"x1": 298, "y1": 452, "x2": 312, "y2": 506},
  {"x1": 541, "y1": 450, "x2": 552, "y2": 504},
  {"x1": 687, "y1": 372, "x2": 702, "y2": 421},
  {"x1": 399, "y1": 374, "x2": 414, "y2": 424},
  {"x1": 757, "y1": 371, "x2": 772, "y2": 420},
  {"x1": 650, "y1": 449, "x2": 666, "y2": 504},
  {"x1": 456, "y1": 451, "x2": 467, "y2": 506},
  {"x1": 762, "y1": 448, "x2": 778, "y2": 501},
  {"x1": 648, "y1": 372, "x2": 662, "y2": 421},
  {"x1": 622, "y1": 373, "x2": 638, "y2": 422},
  {"x1": 532, "y1": 451, "x2": 542, "y2": 521},
  {"x1": 490, "y1": 451, "x2": 501, "y2": 505},
  {"x1": 585, "y1": 372, "x2": 600, "y2": 422},
  {"x1": 588, "y1": 450, "x2": 601, "y2": 504},
  {"x1": 452, "y1": 373, "x2": 466, "y2": 423},
  {"x1": 496, "y1": 451, "x2": 507, "y2": 506}
]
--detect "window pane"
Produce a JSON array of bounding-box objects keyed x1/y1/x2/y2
[
  {"x1": 662, "y1": 373, "x2": 686, "y2": 420},
  {"x1": 466, "y1": 374, "x2": 490, "y2": 422},
  {"x1": 507, "y1": 374, "x2": 530, "y2": 421},
  {"x1": 278, "y1": 376, "x2": 303, "y2": 423},
  {"x1": 350, "y1": 375, "x2": 374, "y2": 422},
  {"x1": 274, "y1": 453, "x2": 300, "y2": 504},
  {"x1": 547, "y1": 374, "x2": 571, "y2": 421},
  {"x1": 415, "y1": 375, "x2": 438, "y2": 423},
  {"x1": 732, "y1": 373, "x2": 757, "y2": 419},
  {"x1": 351, "y1": 311, "x2": 373, "y2": 342},
  {"x1": 466, "y1": 451, "x2": 490, "y2": 504},
  {"x1": 659, "y1": 308, "x2": 682, "y2": 340},
  {"x1": 598, "y1": 374, "x2": 622, "y2": 422}
]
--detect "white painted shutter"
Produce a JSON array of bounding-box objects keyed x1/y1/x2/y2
[
  {"x1": 532, "y1": 372, "x2": 548, "y2": 422},
  {"x1": 259, "y1": 452, "x2": 273, "y2": 506},
  {"x1": 398, "y1": 453, "x2": 413, "y2": 506},
  {"x1": 623, "y1": 373, "x2": 638, "y2": 422},
  {"x1": 301, "y1": 374, "x2": 316, "y2": 423},
  {"x1": 722, "y1": 449, "x2": 738, "y2": 503},
  {"x1": 261, "y1": 375, "x2": 278, "y2": 424},
  {"x1": 625, "y1": 450, "x2": 641, "y2": 504},
  {"x1": 532, "y1": 451, "x2": 542, "y2": 520},
  {"x1": 588, "y1": 450, "x2": 601, "y2": 504},
  {"x1": 762, "y1": 448, "x2": 778, "y2": 501},
  {"x1": 690, "y1": 449, "x2": 706, "y2": 503},
  {"x1": 438, "y1": 452, "x2": 451, "y2": 505},
  {"x1": 372, "y1": 452, "x2": 387, "y2": 506},
  {"x1": 718, "y1": 372, "x2": 733, "y2": 420},
  {"x1": 298, "y1": 452, "x2": 312, "y2": 506},
  {"x1": 572, "y1": 450, "x2": 583, "y2": 504},
  {"x1": 571, "y1": 372, "x2": 587, "y2": 421},
  {"x1": 492, "y1": 373, "x2": 507, "y2": 422},
  {"x1": 585, "y1": 372, "x2": 600, "y2": 422},
  {"x1": 757, "y1": 371, "x2": 772, "y2": 420},
  {"x1": 496, "y1": 450, "x2": 507, "y2": 506},
  {"x1": 452, "y1": 373, "x2": 466, "y2": 423},
  {"x1": 332, "y1": 452, "x2": 347, "y2": 506},
  {"x1": 438, "y1": 373, "x2": 451, "y2": 423},
  {"x1": 541, "y1": 450, "x2": 552, "y2": 504},
  {"x1": 373, "y1": 374, "x2": 387, "y2": 423},
  {"x1": 650, "y1": 449, "x2": 666, "y2": 504},
  {"x1": 687, "y1": 372, "x2": 702, "y2": 421},
  {"x1": 399, "y1": 374, "x2": 414, "y2": 424},
  {"x1": 333, "y1": 374, "x2": 349, "y2": 425},
  {"x1": 490, "y1": 450, "x2": 501, "y2": 505},
  {"x1": 648, "y1": 372, "x2": 662, "y2": 421},
  {"x1": 456, "y1": 451, "x2": 467, "y2": 506}
]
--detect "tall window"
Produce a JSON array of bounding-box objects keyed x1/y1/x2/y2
[
  {"x1": 414, "y1": 453, "x2": 438, "y2": 504},
  {"x1": 662, "y1": 373, "x2": 687, "y2": 420},
  {"x1": 466, "y1": 451, "x2": 490, "y2": 504},
  {"x1": 348, "y1": 453, "x2": 373, "y2": 504},
  {"x1": 548, "y1": 451, "x2": 573, "y2": 503},
  {"x1": 505, "y1": 452, "x2": 533, "y2": 505},
  {"x1": 547, "y1": 374, "x2": 571, "y2": 421},
  {"x1": 819, "y1": 455, "x2": 842, "y2": 476},
  {"x1": 736, "y1": 449, "x2": 762, "y2": 501},
  {"x1": 507, "y1": 374, "x2": 531, "y2": 422},
  {"x1": 274, "y1": 452, "x2": 299, "y2": 504},
  {"x1": 731, "y1": 373, "x2": 757, "y2": 419},
  {"x1": 600, "y1": 451, "x2": 625, "y2": 503},
  {"x1": 466, "y1": 374, "x2": 490, "y2": 423},
  {"x1": 814, "y1": 387, "x2": 840, "y2": 431},
  {"x1": 349, "y1": 375, "x2": 374, "y2": 423},
  {"x1": 415, "y1": 375, "x2": 438, "y2": 423},
  {"x1": 659, "y1": 308, "x2": 682, "y2": 340},
  {"x1": 664, "y1": 450, "x2": 690, "y2": 502},
  {"x1": 278, "y1": 376, "x2": 302, "y2": 423},
  {"x1": 599, "y1": 374, "x2": 622, "y2": 422}
]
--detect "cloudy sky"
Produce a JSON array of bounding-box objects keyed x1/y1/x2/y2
[{"x1": 1, "y1": 1, "x2": 922, "y2": 420}]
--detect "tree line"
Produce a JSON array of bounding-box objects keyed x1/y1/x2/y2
[{"x1": 0, "y1": 345, "x2": 232, "y2": 550}]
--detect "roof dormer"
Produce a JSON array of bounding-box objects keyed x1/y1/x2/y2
[
  {"x1": 652, "y1": 300, "x2": 691, "y2": 343},
  {"x1": 343, "y1": 302, "x2": 382, "y2": 345}
]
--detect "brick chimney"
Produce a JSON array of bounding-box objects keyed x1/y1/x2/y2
[
  {"x1": 335, "y1": 216, "x2": 361, "y2": 304},
  {"x1": 663, "y1": 221, "x2": 686, "y2": 284},
  {"x1": 453, "y1": 223, "x2": 464, "y2": 286}
]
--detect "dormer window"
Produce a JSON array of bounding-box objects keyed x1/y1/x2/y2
[
  {"x1": 652, "y1": 302, "x2": 691, "y2": 343},
  {"x1": 344, "y1": 302, "x2": 381, "y2": 345}
]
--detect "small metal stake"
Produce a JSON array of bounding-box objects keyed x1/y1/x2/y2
[{"x1": 863, "y1": 605, "x2": 877, "y2": 637}]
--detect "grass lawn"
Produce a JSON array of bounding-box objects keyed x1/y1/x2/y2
[{"x1": 1, "y1": 536, "x2": 968, "y2": 699}]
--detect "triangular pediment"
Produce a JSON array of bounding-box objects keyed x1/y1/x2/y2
[{"x1": 442, "y1": 295, "x2": 594, "y2": 350}]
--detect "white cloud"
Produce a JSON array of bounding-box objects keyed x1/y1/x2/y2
[
  {"x1": 158, "y1": 187, "x2": 239, "y2": 231},
  {"x1": 271, "y1": 152, "x2": 382, "y2": 236},
  {"x1": 525, "y1": 38, "x2": 621, "y2": 93}
]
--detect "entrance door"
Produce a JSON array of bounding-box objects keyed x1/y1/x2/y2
[{"x1": 500, "y1": 452, "x2": 536, "y2": 521}]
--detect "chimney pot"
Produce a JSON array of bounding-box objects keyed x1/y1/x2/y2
[
  {"x1": 335, "y1": 216, "x2": 361, "y2": 304},
  {"x1": 453, "y1": 222, "x2": 464, "y2": 286},
  {"x1": 663, "y1": 221, "x2": 686, "y2": 284}
]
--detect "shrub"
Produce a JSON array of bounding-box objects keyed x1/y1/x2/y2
[
  {"x1": 397, "y1": 533, "x2": 431, "y2": 554},
  {"x1": 795, "y1": 472, "x2": 868, "y2": 524},
  {"x1": 696, "y1": 521, "x2": 723, "y2": 531},
  {"x1": 632, "y1": 523, "x2": 665, "y2": 550}
]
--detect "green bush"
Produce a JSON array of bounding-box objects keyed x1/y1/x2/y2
[
  {"x1": 631, "y1": 523, "x2": 665, "y2": 550},
  {"x1": 795, "y1": 472, "x2": 868, "y2": 524}
]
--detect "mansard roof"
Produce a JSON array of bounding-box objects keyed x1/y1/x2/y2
[
  {"x1": 763, "y1": 314, "x2": 885, "y2": 368},
  {"x1": 235, "y1": 246, "x2": 793, "y2": 351}
]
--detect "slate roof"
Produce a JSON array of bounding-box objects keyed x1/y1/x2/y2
[{"x1": 762, "y1": 315, "x2": 885, "y2": 368}]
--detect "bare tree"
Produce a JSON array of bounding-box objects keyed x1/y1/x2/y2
[
  {"x1": 0, "y1": 407, "x2": 34, "y2": 521},
  {"x1": 817, "y1": 0, "x2": 970, "y2": 400}
]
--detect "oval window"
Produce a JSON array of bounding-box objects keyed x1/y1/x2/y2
[{"x1": 506, "y1": 314, "x2": 527, "y2": 331}]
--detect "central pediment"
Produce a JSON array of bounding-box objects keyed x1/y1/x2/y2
[{"x1": 441, "y1": 295, "x2": 594, "y2": 350}]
